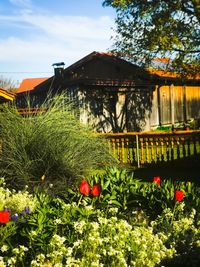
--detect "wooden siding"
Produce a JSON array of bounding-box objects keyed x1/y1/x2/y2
[
  {"x1": 186, "y1": 86, "x2": 200, "y2": 119},
  {"x1": 149, "y1": 85, "x2": 200, "y2": 129}
]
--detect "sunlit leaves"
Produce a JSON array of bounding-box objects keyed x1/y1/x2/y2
[{"x1": 103, "y1": 0, "x2": 200, "y2": 76}]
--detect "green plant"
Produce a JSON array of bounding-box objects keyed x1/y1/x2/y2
[
  {"x1": 64, "y1": 167, "x2": 200, "y2": 223},
  {"x1": 152, "y1": 205, "x2": 200, "y2": 267},
  {"x1": 0, "y1": 94, "x2": 115, "y2": 193},
  {"x1": 2, "y1": 199, "x2": 174, "y2": 267},
  {"x1": 1, "y1": 180, "x2": 200, "y2": 266},
  {"x1": 64, "y1": 167, "x2": 137, "y2": 211}
]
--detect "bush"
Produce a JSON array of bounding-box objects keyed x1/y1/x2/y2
[{"x1": 0, "y1": 94, "x2": 115, "y2": 193}]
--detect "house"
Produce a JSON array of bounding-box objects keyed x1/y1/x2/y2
[
  {"x1": 18, "y1": 77, "x2": 49, "y2": 93},
  {"x1": 0, "y1": 87, "x2": 15, "y2": 104},
  {"x1": 16, "y1": 51, "x2": 200, "y2": 132}
]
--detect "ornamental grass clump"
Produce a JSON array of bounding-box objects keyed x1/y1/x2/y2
[{"x1": 0, "y1": 94, "x2": 115, "y2": 193}]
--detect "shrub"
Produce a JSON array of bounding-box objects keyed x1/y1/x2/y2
[{"x1": 0, "y1": 94, "x2": 115, "y2": 193}]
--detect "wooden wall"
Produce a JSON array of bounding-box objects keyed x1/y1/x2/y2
[
  {"x1": 149, "y1": 85, "x2": 200, "y2": 129},
  {"x1": 76, "y1": 84, "x2": 200, "y2": 132}
]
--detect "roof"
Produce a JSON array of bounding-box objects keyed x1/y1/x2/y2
[
  {"x1": 63, "y1": 51, "x2": 143, "y2": 73},
  {"x1": 18, "y1": 77, "x2": 49, "y2": 93},
  {"x1": 148, "y1": 68, "x2": 200, "y2": 80},
  {"x1": 17, "y1": 52, "x2": 200, "y2": 96},
  {"x1": 0, "y1": 87, "x2": 15, "y2": 103},
  {"x1": 32, "y1": 51, "x2": 152, "y2": 93}
]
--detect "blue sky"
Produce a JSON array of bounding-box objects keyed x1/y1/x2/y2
[{"x1": 0, "y1": 0, "x2": 116, "y2": 85}]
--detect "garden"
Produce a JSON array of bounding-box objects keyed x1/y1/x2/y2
[{"x1": 0, "y1": 95, "x2": 200, "y2": 267}]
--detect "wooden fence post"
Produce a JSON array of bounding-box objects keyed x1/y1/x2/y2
[
  {"x1": 183, "y1": 85, "x2": 187, "y2": 123},
  {"x1": 156, "y1": 85, "x2": 162, "y2": 126},
  {"x1": 170, "y1": 84, "x2": 174, "y2": 127},
  {"x1": 136, "y1": 134, "x2": 140, "y2": 168}
]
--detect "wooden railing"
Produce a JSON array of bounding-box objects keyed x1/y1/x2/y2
[
  {"x1": 17, "y1": 108, "x2": 47, "y2": 115},
  {"x1": 101, "y1": 130, "x2": 200, "y2": 167}
]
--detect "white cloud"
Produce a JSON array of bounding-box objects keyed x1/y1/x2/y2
[
  {"x1": 0, "y1": 4, "x2": 115, "y2": 82},
  {"x1": 21, "y1": 13, "x2": 113, "y2": 41},
  {"x1": 0, "y1": 11, "x2": 114, "y2": 41}
]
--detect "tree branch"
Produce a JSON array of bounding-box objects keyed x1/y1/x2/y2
[{"x1": 173, "y1": 48, "x2": 200, "y2": 53}]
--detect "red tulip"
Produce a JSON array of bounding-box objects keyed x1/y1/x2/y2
[
  {"x1": 91, "y1": 184, "x2": 101, "y2": 197},
  {"x1": 153, "y1": 176, "x2": 161, "y2": 185},
  {"x1": 175, "y1": 190, "x2": 184, "y2": 202},
  {"x1": 0, "y1": 210, "x2": 10, "y2": 224},
  {"x1": 79, "y1": 180, "x2": 90, "y2": 196}
]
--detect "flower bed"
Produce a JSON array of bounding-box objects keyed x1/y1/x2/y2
[{"x1": 0, "y1": 168, "x2": 200, "y2": 267}]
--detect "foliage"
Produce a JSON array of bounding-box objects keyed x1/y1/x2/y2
[
  {"x1": 103, "y1": 0, "x2": 200, "y2": 76},
  {"x1": 0, "y1": 94, "x2": 115, "y2": 193},
  {"x1": 0, "y1": 188, "x2": 174, "y2": 267},
  {"x1": 64, "y1": 167, "x2": 137, "y2": 211},
  {"x1": 0, "y1": 178, "x2": 37, "y2": 214},
  {"x1": 129, "y1": 178, "x2": 200, "y2": 220},
  {"x1": 152, "y1": 205, "x2": 200, "y2": 266},
  {"x1": 0, "y1": 76, "x2": 17, "y2": 92},
  {"x1": 0, "y1": 177, "x2": 200, "y2": 266},
  {"x1": 64, "y1": 167, "x2": 200, "y2": 221}
]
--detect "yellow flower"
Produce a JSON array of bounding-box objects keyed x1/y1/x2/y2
[{"x1": 41, "y1": 175, "x2": 45, "y2": 182}]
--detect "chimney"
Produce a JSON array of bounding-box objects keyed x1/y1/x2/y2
[{"x1": 52, "y1": 62, "x2": 65, "y2": 78}]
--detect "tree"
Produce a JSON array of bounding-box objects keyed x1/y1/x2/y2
[
  {"x1": 103, "y1": 0, "x2": 200, "y2": 77},
  {"x1": 0, "y1": 76, "x2": 17, "y2": 92}
]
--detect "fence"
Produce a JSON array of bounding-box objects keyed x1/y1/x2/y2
[
  {"x1": 101, "y1": 130, "x2": 200, "y2": 167},
  {"x1": 17, "y1": 108, "x2": 48, "y2": 115}
]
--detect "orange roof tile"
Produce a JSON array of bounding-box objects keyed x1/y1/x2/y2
[
  {"x1": 148, "y1": 68, "x2": 200, "y2": 80},
  {"x1": 18, "y1": 78, "x2": 49, "y2": 93}
]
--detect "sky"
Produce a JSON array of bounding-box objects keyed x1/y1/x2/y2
[{"x1": 0, "y1": 0, "x2": 116, "y2": 85}]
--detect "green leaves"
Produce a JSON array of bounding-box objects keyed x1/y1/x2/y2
[
  {"x1": 64, "y1": 166, "x2": 200, "y2": 221},
  {"x1": 103, "y1": 0, "x2": 200, "y2": 76},
  {"x1": 0, "y1": 222, "x2": 17, "y2": 248},
  {"x1": 0, "y1": 177, "x2": 199, "y2": 266}
]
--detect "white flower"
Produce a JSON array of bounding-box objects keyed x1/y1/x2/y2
[
  {"x1": 54, "y1": 218, "x2": 62, "y2": 225},
  {"x1": 51, "y1": 235, "x2": 66, "y2": 246},
  {"x1": 7, "y1": 257, "x2": 17, "y2": 266},
  {"x1": 91, "y1": 222, "x2": 99, "y2": 231},
  {"x1": 73, "y1": 240, "x2": 83, "y2": 248},
  {"x1": 19, "y1": 245, "x2": 28, "y2": 252},
  {"x1": 30, "y1": 260, "x2": 38, "y2": 267},
  {"x1": 1, "y1": 245, "x2": 8, "y2": 253},
  {"x1": 74, "y1": 221, "x2": 86, "y2": 234},
  {"x1": 66, "y1": 247, "x2": 73, "y2": 256},
  {"x1": 12, "y1": 248, "x2": 19, "y2": 254},
  {"x1": 85, "y1": 205, "x2": 93, "y2": 210},
  {"x1": 30, "y1": 230, "x2": 38, "y2": 238}
]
